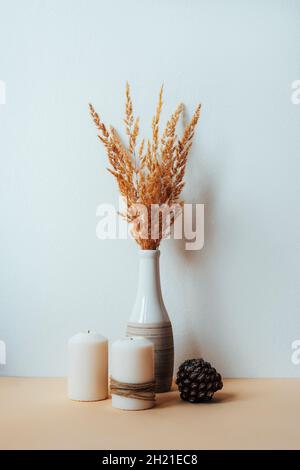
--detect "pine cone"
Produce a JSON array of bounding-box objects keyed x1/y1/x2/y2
[{"x1": 176, "y1": 358, "x2": 223, "y2": 403}]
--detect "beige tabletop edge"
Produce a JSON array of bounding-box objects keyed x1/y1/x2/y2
[{"x1": 0, "y1": 377, "x2": 299, "y2": 450}]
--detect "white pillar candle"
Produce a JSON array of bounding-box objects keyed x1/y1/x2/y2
[
  {"x1": 111, "y1": 337, "x2": 155, "y2": 410},
  {"x1": 68, "y1": 331, "x2": 108, "y2": 401}
]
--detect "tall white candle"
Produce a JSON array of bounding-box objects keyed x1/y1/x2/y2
[
  {"x1": 68, "y1": 331, "x2": 108, "y2": 401},
  {"x1": 111, "y1": 337, "x2": 155, "y2": 410}
]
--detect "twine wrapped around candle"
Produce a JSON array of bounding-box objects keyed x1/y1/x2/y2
[{"x1": 110, "y1": 377, "x2": 156, "y2": 402}]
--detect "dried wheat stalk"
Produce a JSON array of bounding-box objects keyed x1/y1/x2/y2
[{"x1": 89, "y1": 83, "x2": 201, "y2": 249}]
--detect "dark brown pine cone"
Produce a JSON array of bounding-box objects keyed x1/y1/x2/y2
[{"x1": 176, "y1": 358, "x2": 223, "y2": 403}]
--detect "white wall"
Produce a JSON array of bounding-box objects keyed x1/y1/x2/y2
[{"x1": 0, "y1": 0, "x2": 299, "y2": 377}]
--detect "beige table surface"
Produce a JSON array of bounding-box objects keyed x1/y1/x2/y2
[{"x1": 0, "y1": 377, "x2": 299, "y2": 450}]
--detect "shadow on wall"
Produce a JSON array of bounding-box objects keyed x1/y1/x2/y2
[{"x1": 173, "y1": 147, "x2": 231, "y2": 376}]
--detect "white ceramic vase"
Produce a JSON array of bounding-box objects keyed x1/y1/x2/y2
[{"x1": 127, "y1": 249, "x2": 174, "y2": 392}]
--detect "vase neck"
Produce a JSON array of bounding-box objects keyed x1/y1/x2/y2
[
  {"x1": 138, "y1": 250, "x2": 161, "y2": 296},
  {"x1": 129, "y1": 250, "x2": 170, "y2": 324}
]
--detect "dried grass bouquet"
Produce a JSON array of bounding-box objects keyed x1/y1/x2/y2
[{"x1": 89, "y1": 84, "x2": 201, "y2": 249}]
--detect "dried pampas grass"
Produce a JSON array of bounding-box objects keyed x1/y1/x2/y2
[{"x1": 89, "y1": 83, "x2": 201, "y2": 249}]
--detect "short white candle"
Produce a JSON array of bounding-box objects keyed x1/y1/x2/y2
[
  {"x1": 68, "y1": 331, "x2": 108, "y2": 401},
  {"x1": 111, "y1": 337, "x2": 155, "y2": 410}
]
